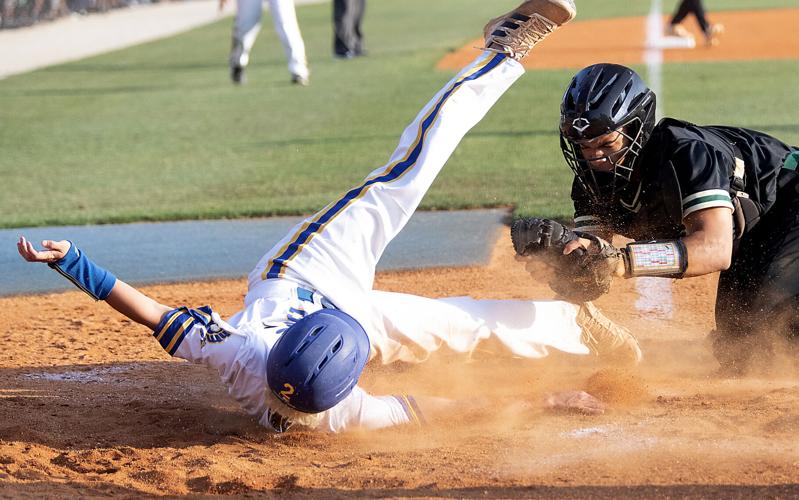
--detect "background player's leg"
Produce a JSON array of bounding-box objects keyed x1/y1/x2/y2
[
  {"x1": 248, "y1": 51, "x2": 523, "y2": 303},
  {"x1": 267, "y1": 0, "x2": 309, "y2": 83},
  {"x1": 365, "y1": 290, "x2": 589, "y2": 364},
  {"x1": 333, "y1": 0, "x2": 358, "y2": 57},
  {"x1": 669, "y1": 0, "x2": 692, "y2": 25},
  {"x1": 350, "y1": 0, "x2": 365, "y2": 55},
  {"x1": 687, "y1": 0, "x2": 709, "y2": 34},
  {"x1": 230, "y1": 0, "x2": 263, "y2": 83}
]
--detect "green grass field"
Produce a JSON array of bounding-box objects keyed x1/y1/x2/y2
[{"x1": 1, "y1": 0, "x2": 797, "y2": 227}]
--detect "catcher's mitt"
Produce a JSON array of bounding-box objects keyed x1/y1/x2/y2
[
  {"x1": 510, "y1": 217, "x2": 580, "y2": 257},
  {"x1": 510, "y1": 217, "x2": 623, "y2": 303}
]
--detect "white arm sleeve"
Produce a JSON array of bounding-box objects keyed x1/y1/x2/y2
[
  {"x1": 152, "y1": 306, "x2": 244, "y2": 365},
  {"x1": 153, "y1": 306, "x2": 277, "y2": 421},
  {"x1": 318, "y1": 386, "x2": 425, "y2": 433}
]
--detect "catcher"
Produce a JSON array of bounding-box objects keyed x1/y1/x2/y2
[{"x1": 514, "y1": 63, "x2": 799, "y2": 374}]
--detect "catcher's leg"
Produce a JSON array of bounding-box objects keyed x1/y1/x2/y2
[
  {"x1": 712, "y1": 183, "x2": 799, "y2": 374},
  {"x1": 712, "y1": 263, "x2": 758, "y2": 374},
  {"x1": 267, "y1": 0, "x2": 309, "y2": 81}
]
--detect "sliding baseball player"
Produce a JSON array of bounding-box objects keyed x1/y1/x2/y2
[{"x1": 19, "y1": 0, "x2": 638, "y2": 433}]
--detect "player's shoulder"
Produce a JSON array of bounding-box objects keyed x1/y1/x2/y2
[
  {"x1": 650, "y1": 118, "x2": 735, "y2": 170},
  {"x1": 650, "y1": 117, "x2": 711, "y2": 145},
  {"x1": 652, "y1": 117, "x2": 748, "y2": 154}
]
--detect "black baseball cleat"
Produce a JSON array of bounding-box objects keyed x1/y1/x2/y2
[
  {"x1": 334, "y1": 49, "x2": 366, "y2": 59},
  {"x1": 291, "y1": 73, "x2": 309, "y2": 86},
  {"x1": 230, "y1": 65, "x2": 246, "y2": 85}
]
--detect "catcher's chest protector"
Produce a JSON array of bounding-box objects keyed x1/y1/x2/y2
[{"x1": 606, "y1": 119, "x2": 797, "y2": 242}]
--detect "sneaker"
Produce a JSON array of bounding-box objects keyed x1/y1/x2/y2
[
  {"x1": 704, "y1": 23, "x2": 724, "y2": 47},
  {"x1": 664, "y1": 23, "x2": 692, "y2": 39},
  {"x1": 231, "y1": 65, "x2": 246, "y2": 85},
  {"x1": 334, "y1": 49, "x2": 366, "y2": 59},
  {"x1": 576, "y1": 301, "x2": 642, "y2": 364},
  {"x1": 291, "y1": 73, "x2": 309, "y2": 86},
  {"x1": 483, "y1": 0, "x2": 576, "y2": 61}
]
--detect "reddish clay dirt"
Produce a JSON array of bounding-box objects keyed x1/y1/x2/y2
[
  {"x1": 1, "y1": 232, "x2": 798, "y2": 497},
  {"x1": 438, "y1": 9, "x2": 799, "y2": 71}
]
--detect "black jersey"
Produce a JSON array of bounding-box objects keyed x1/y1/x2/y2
[{"x1": 572, "y1": 118, "x2": 797, "y2": 241}]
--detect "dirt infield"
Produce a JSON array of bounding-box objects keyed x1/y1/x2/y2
[
  {"x1": 438, "y1": 8, "x2": 799, "y2": 71},
  {"x1": 2, "y1": 235, "x2": 798, "y2": 497}
]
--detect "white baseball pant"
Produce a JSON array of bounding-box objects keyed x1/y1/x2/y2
[{"x1": 246, "y1": 51, "x2": 591, "y2": 364}]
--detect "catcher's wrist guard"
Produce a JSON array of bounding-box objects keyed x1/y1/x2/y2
[
  {"x1": 622, "y1": 240, "x2": 688, "y2": 278},
  {"x1": 48, "y1": 241, "x2": 117, "y2": 300}
]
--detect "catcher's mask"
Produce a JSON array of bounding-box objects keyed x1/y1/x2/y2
[
  {"x1": 267, "y1": 309, "x2": 370, "y2": 414},
  {"x1": 559, "y1": 63, "x2": 657, "y2": 207}
]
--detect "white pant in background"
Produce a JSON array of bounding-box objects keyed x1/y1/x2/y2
[{"x1": 231, "y1": 0, "x2": 309, "y2": 80}]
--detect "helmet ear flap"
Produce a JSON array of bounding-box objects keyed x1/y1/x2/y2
[
  {"x1": 562, "y1": 77, "x2": 578, "y2": 113},
  {"x1": 640, "y1": 92, "x2": 657, "y2": 144}
]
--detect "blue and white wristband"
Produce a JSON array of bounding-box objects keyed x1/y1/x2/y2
[{"x1": 48, "y1": 241, "x2": 117, "y2": 300}]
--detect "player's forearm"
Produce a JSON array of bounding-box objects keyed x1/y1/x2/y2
[
  {"x1": 680, "y1": 230, "x2": 732, "y2": 276},
  {"x1": 43, "y1": 240, "x2": 171, "y2": 329},
  {"x1": 105, "y1": 280, "x2": 172, "y2": 330}
]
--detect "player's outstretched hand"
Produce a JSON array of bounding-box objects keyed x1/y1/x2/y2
[
  {"x1": 544, "y1": 390, "x2": 606, "y2": 415},
  {"x1": 17, "y1": 236, "x2": 70, "y2": 263}
]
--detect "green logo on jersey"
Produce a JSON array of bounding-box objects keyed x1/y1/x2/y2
[{"x1": 784, "y1": 151, "x2": 799, "y2": 172}]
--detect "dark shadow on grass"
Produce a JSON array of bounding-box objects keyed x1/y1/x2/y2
[
  {"x1": 38, "y1": 61, "x2": 223, "y2": 72},
  {"x1": 473, "y1": 129, "x2": 559, "y2": 138},
  {"x1": 13, "y1": 84, "x2": 179, "y2": 96},
  {"x1": 748, "y1": 123, "x2": 799, "y2": 135},
  {"x1": 248, "y1": 124, "x2": 789, "y2": 149},
  {"x1": 36, "y1": 59, "x2": 294, "y2": 74},
  {"x1": 8, "y1": 76, "x2": 300, "y2": 96},
  {"x1": 245, "y1": 129, "x2": 558, "y2": 148},
  {"x1": 7, "y1": 79, "x2": 300, "y2": 96}
]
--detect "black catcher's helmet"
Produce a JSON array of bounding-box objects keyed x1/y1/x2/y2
[{"x1": 560, "y1": 63, "x2": 657, "y2": 206}]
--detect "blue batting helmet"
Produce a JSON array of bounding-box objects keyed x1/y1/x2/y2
[{"x1": 267, "y1": 309, "x2": 370, "y2": 414}]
